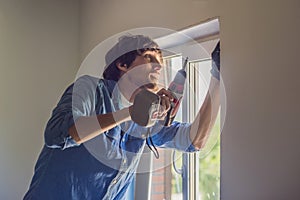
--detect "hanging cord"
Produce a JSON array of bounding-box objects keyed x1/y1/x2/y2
[{"x1": 146, "y1": 128, "x2": 159, "y2": 159}]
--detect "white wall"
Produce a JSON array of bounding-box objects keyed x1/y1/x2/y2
[
  {"x1": 0, "y1": 0, "x2": 79, "y2": 199},
  {"x1": 79, "y1": 0, "x2": 300, "y2": 199}
]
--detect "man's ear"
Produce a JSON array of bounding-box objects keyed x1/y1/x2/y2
[{"x1": 116, "y1": 62, "x2": 128, "y2": 72}]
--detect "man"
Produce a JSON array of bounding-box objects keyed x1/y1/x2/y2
[{"x1": 24, "y1": 35, "x2": 220, "y2": 200}]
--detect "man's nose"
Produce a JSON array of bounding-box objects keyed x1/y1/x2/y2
[
  {"x1": 152, "y1": 62, "x2": 162, "y2": 70},
  {"x1": 152, "y1": 57, "x2": 163, "y2": 67}
]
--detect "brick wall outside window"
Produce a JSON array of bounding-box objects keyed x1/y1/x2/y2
[{"x1": 150, "y1": 149, "x2": 172, "y2": 200}]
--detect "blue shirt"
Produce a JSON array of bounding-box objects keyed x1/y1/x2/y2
[{"x1": 24, "y1": 75, "x2": 197, "y2": 200}]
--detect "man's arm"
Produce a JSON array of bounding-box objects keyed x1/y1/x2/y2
[
  {"x1": 189, "y1": 76, "x2": 220, "y2": 150},
  {"x1": 68, "y1": 107, "x2": 132, "y2": 144},
  {"x1": 190, "y1": 41, "x2": 221, "y2": 150},
  {"x1": 69, "y1": 86, "x2": 175, "y2": 144}
]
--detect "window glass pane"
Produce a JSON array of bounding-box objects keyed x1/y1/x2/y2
[
  {"x1": 150, "y1": 55, "x2": 184, "y2": 200},
  {"x1": 165, "y1": 55, "x2": 184, "y2": 200},
  {"x1": 163, "y1": 55, "x2": 183, "y2": 122},
  {"x1": 169, "y1": 57, "x2": 220, "y2": 200}
]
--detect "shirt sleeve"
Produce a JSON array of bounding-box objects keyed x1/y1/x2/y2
[
  {"x1": 150, "y1": 121, "x2": 199, "y2": 152},
  {"x1": 44, "y1": 75, "x2": 101, "y2": 149}
]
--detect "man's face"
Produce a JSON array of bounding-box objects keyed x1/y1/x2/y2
[{"x1": 126, "y1": 50, "x2": 163, "y2": 90}]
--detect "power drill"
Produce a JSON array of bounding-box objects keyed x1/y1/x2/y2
[{"x1": 164, "y1": 57, "x2": 188, "y2": 126}]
